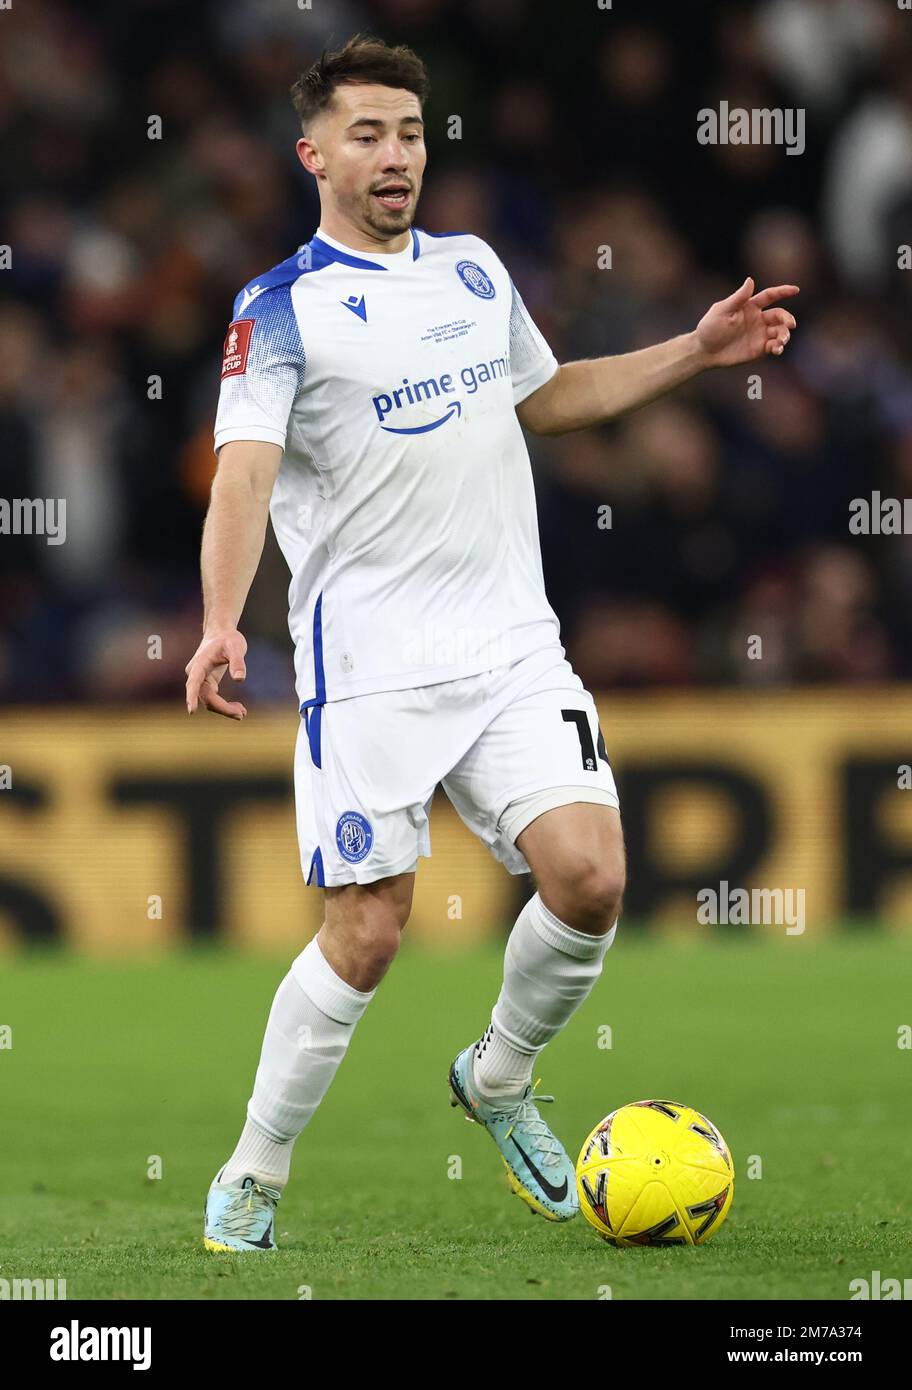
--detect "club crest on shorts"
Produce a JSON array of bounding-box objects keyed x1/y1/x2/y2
[
  {"x1": 336, "y1": 811, "x2": 373, "y2": 863},
  {"x1": 455, "y1": 260, "x2": 495, "y2": 299}
]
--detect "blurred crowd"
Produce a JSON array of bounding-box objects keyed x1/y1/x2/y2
[{"x1": 2, "y1": 0, "x2": 912, "y2": 702}]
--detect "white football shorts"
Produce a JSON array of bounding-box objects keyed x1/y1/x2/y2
[{"x1": 294, "y1": 644, "x2": 620, "y2": 887}]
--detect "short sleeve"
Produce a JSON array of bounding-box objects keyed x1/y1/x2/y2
[
  {"x1": 213, "y1": 284, "x2": 306, "y2": 453},
  {"x1": 508, "y1": 278, "x2": 559, "y2": 406}
]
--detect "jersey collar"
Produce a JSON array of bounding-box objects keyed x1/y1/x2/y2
[{"x1": 310, "y1": 226, "x2": 421, "y2": 270}]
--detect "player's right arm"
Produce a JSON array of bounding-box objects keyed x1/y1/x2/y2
[
  {"x1": 185, "y1": 440, "x2": 283, "y2": 719},
  {"x1": 188, "y1": 273, "x2": 306, "y2": 717}
]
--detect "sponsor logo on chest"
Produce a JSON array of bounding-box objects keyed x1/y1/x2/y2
[{"x1": 371, "y1": 350, "x2": 512, "y2": 434}]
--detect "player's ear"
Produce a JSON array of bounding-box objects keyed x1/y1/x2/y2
[{"x1": 296, "y1": 136, "x2": 323, "y2": 177}]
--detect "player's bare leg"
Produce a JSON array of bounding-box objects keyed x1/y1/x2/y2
[
  {"x1": 204, "y1": 873, "x2": 413, "y2": 1251},
  {"x1": 318, "y1": 872, "x2": 415, "y2": 990},
  {"x1": 448, "y1": 803, "x2": 624, "y2": 1221},
  {"x1": 517, "y1": 802, "x2": 625, "y2": 938}
]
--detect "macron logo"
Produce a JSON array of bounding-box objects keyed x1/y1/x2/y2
[
  {"x1": 341, "y1": 294, "x2": 367, "y2": 322},
  {"x1": 50, "y1": 1321, "x2": 151, "y2": 1371},
  {"x1": 237, "y1": 283, "x2": 267, "y2": 313}
]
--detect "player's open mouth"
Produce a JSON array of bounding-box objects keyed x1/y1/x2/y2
[{"x1": 372, "y1": 186, "x2": 410, "y2": 210}]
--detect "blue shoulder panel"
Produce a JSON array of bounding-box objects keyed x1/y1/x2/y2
[
  {"x1": 229, "y1": 277, "x2": 306, "y2": 383},
  {"x1": 232, "y1": 250, "x2": 313, "y2": 318}
]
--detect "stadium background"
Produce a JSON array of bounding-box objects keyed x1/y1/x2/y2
[{"x1": 1, "y1": 0, "x2": 912, "y2": 1306}]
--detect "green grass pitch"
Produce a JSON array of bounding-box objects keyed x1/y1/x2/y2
[{"x1": 3, "y1": 931, "x2": 910, "y2": 1300}]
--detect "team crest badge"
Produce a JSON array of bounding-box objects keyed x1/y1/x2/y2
[
  {"x1": 336, "y1": 811, "x2": 374, "y2": 863},
  {"x1": 455, "y1": 260, "x2": 495, "y2": 299}
]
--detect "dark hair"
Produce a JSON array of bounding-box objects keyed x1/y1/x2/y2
[{"x1": 290, "y1": 34, "x2": 429, "y2": 130}]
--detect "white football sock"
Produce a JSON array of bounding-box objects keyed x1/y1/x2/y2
[
  {"x1": 219, "y1": 935, "x2": 375, "y2": 1188},
  {"x1": 473, "y1": 892, "x2": 616, "y2": 1100}
]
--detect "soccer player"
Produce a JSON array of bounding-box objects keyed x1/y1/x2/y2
[{"x1": 186, "y1": 35, "x2": 798, "y2": 1251}]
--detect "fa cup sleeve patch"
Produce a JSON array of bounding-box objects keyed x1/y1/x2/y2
[{"x1": 221, "y1": 319, "x2": 254, "y2": 377}]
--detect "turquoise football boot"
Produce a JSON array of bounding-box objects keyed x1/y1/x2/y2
[
  {"x1": 448, "y1": 1044, "x2": 579, "y2": 1221},
  {"x1": 203, "y1": 1170, "x2": 281, "y2": 1252}
]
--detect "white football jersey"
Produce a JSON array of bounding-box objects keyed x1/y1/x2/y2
[{"x1": 213, "y1": 226, "x2": 563, "y2": 711}]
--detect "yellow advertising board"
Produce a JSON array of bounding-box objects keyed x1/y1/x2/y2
[{"x1": 0, "y1": 689, "x2": 910, "y2": 953}]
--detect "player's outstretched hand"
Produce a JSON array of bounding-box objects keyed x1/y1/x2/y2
[
  {"x1": 185, "y1": 629, "x2": 248, "y2": 720},
  {"x1": 694, "y1": 277, "x2": 798, "y2": 369}
]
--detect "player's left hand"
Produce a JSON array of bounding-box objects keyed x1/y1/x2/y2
[{"x1": 694, "y1": 277, "x2": 798, "y2": 368}]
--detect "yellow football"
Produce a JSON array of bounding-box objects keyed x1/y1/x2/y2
[{"x1": 576, "y1": 1099, "x2": 734, "y2": 1246}]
